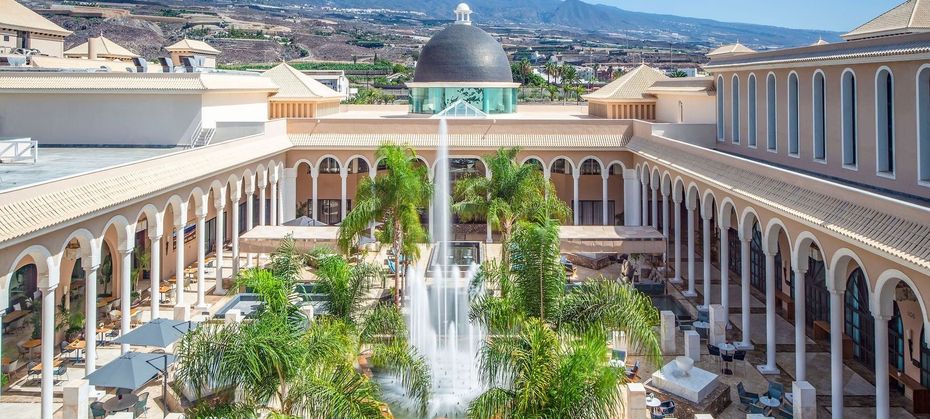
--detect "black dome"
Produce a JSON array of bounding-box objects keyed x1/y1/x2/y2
[{"x1": 413, "y1": 24, "x2": 513, "y2": 84}]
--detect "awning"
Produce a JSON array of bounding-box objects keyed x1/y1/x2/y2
[
  {"x1": 558, "y1": 226, "x2": 666, "y2": 254},
  {"x1": 239, "y1": 225, "x2": 340, "y2": 253}
]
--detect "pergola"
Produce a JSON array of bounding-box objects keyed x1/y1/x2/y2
[
  {"x1": 557, "y1": 226, "x2": 666, "y2": 254},
  {"x1": 238, "y1": 226, "x2": 340, "y2": 254}
]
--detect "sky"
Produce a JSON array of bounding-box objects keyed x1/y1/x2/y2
[{"x1": 590, "y1": 0, "x2": 904, "y2": 32}]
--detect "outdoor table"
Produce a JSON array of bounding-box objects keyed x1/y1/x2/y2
[
  {"x1": 645, "y1": 396, "x2": 661, "y2": 411},
  {"x1": 23, "y1": 338, "x2": 42, "y2": 350},
  {"x1": 718, "y1": 342, "x2": 736, "y2": 353},
  {"x1": 66, "y1": 340, "x2": 85, "y2": 362},
  {"x1": 97, "y1": 327, "x2": 113, "y2": 344},
  {"x1": 30, "y1": 358, "x2": 62, "y2": 374},
  {"x1": 103, "y1": 393, "x2": 139, "y2": 413},
  {"x1": 3, "y1": 310, "x2": 29, "y2": 324},
  {"x1": 759, "y1": 395, "x2": 781, "y2": 408}
]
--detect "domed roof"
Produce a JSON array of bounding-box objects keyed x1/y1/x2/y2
[{"x1": 412, "y1": 23, "x2": 513, "y2": 84}]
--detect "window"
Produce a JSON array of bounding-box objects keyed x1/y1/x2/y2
[
  {"x1": 921, "y1": 328, "x2": 930, "y2": 387},
  {"x1": 788, "y1": 72, "x2": 800, "y2": 155},
  {"x1": 813, "y1": 71, "x2": 826, "y2": 161},
  {"x1": 876, "y1": 68, "x2": 895, "y2": 175},
  {"x1": 890, "y1": 302, "x2": 905, "y2": 371},
  {"x1": 717, "y1": 76, "x2": 725, "y2": 141},
  {"x1": 842, "y1": 70, "x2": 858, "y2": 167},
  {"x1": 319, "y1": 157, "x2": 340, "y2": 174},
  {"x1": 317, "y1": 199, "x2": 349, "y2": 225},
  {"x1": 748, "y1": 74, "x2": 757, "y2": 147},
  {"x1": 572, "y1": 200, "x2": 615, "y2": 225},
  {"x1": 845, "y1": 268, "x2": 874, "y2": 366},
  {"x1": 749, "y1": 224, "x2": 764, "y2": 292},
  {"x1": 918, "y1": 66, "x2": 930, "y2": 183},
  {"x1": 580, "y1": 159, "x2": 601, "y2": 175},
  {"x1": 804, "y1": 246, "x2": 828, "y2": 327},
  {"x1": 767, "y1": 74, "x2": 777, "y2": 151},
  {"x1": 731, "y1": 75, "x2": 740, "y2": 143}
]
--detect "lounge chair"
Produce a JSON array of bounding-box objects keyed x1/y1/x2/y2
[
  {"x1": 133, "y1": 393, "x2": 149, "y2": 418},
  {"x1": 737, "y1": 382, "x2": 760, "y2": 408},
  {"x1": 89, "y1": 401, "x2": 106, "y2": 419}
]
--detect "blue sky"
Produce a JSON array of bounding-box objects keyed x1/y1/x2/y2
[{"x1": 590, "y1": 0, "x2": 903, "y2": 32}]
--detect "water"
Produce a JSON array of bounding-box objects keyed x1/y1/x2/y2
[{"x1": 377, "y1": 118, "x2": 486, "y2": 418}]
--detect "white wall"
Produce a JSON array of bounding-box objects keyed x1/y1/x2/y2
[
  {"x1": 0, "y1": 93, "x2": 202, "y2": 146},
  {"x1": 655, "y1": 94, "x2": 716, "y2": 124},
  {"x1": 201, "y1": 92, "x2": 269, "y2": 129}
]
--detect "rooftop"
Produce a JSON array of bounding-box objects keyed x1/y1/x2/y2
[
  {"x1": 64, "y1": 36, "x2": 139, "y2": 59},
  {"x1": 262, "y1": 63, "x2": 343, "y2": 100},
  {"x1": 0, "y1": 0, "x2": 71, "y2": 37},
  {"x1": 320, "y1": 104, "x2": 592, "y2": 120},
  {"x1": 582, "y1": 64, "x2": 668, "y2": 101},
  {"x1": 165, "y1": 39, "x2": 220, "y2": 55},
  {"x1": 843, "y1": 0, "x2": 930, "y2": 41},
  {"x1": 0, "y1": 147, "x2": 173, "y2": 191},
  {"x1": 0, "y1": 71, "x2": 279, "y2": 94}
]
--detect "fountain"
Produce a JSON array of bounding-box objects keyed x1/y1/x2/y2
[{"x1": 376, "y1": 118, "x2": 486, "y2": 418}]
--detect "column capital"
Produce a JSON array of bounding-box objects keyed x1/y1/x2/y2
[
  {"x1": 214, "y1": 198, "x2": 226, "y2": 210},
  {"x1": 147, "y1": 232, "x2": 163, "y2": 241},
  {"x1": 622, "y1": 168, "x2": 638, "y2": 180},
  {"x1": 873, "y1": 313, "x2": 892, "y2": 322},
  {"x1": 283, "y1": 167, "x2": 298, "y2": 179},
  {"x1": 257, "y1": 183, "x2": 267, "y2": 191},
  {"x1": 600, "y1": 172, "x2": 610, "y2": 181},
  {"x1": 650, "y1": 183, "x2": 659, "y2": 190},
  {"x1": 81, "y1": 261, "x2": 100, "y2": 272},
  {"x1": 40, "y1": 284, "x2": 58, "y2": 294},
  {"x1": 119, "y1": 247, "x2": 135, "y2": 256}
]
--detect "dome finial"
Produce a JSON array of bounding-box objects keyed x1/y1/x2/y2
[{"x1": 455, "y1": 3, "x2": 473, "y2": 25}]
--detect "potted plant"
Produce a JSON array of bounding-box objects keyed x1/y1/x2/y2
[
  {"x1": 99, "y1": 252, "x2": 113, "y2": 297},
  {"x1": 131, "y1": 248, "x2": 149, "y2": 306}
]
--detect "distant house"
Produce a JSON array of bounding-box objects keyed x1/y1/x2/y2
[
  {"x1": 166, "y1": 39, "x2": 221, "y2": 69},
  {"x1": 262, "y1": 63, "x2": 344, "y2": 119},
  {"x1": 64, "y1": 36, "x2": 139, "y2": 62},
  {"x1": 0, "y1": 0, "x2": 71, "y2": 57}
]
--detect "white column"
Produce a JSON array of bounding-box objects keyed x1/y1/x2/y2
[
  {"x1": 572, "y1": 170, "x2": 580, "y2": 225},
  {"x1": 214, "y1": 199, "x2": 226, "y2": 295},
  {"x1": 40, "y1": 283, "x2": 57, "y2": 419},
  {"x1": 738, "y1": 237, "x2": 752, "y2": 349},
  {"x1": 650, "y1": 185, "x2": 658, "y2": 229},
  {"x1": 283, "y1": 168, "x2": 297, "y2": 222},
  {"x1": 684, "y1": 206, "x2": 696, "y2": 297},
  {"x1": 311, "y1": 169, "x2": 319, "y2": 222},
  {"x1": 601, "y1": 173, "x2": 609, "y2": 225},
  {"x1": 672, "y1": 198, "x2": 682, "y2": 283},
  {"x1": 719, "y1": 224, "x2": 729, "y2": 320},
  {"x1": 258, "y1": 186, "x2": 267, "y2": 226},
  {"x1": 230, "y1": 190, "x2": 241, "y2": 276},
  {"x1": 623, "y1": 169, "x2": 640, "y2": 226},
  {"x1": 661, "y1": 191, "x2": 669, "y2": 242},
  {"x1": 340, "y1": 169, "x2": 348, "y2": 221},
  {"x1": 641, "y1": 178, "x2": 649, "y2": 226},
  {"x1": 269, "y1": 181, "x2": 278, "y2": 227},
  {"x1": 875, "y1": 314, "x2": 890, "y2": 419},
  {"x1": 83, "y1": 261, "x2": 99, "y2": 376},
  {"x1": 794, "y1": 266, "x2": 807, "y2": 381},
  {"x1": 829, "y1": 288, "x2": 844, "y2": 418},
  {"x1": 702, "y1": 213, "x2": 711, "y2": 308},
  {"x1": 173, "y1": 204, "x2": 187, "y2": 306},
  {"x1": 758, "y1": 251, "x2": 779, "y2": 374},
  {"x1": 119, "y1": 248, "x2": 132, "y2": 354},
  {"x1": 149, "y1": 233, "x2": 162, "y2": 320},
  {"x1": 195, "y1": 212, "x2": 208, "y2": 310},
  {"x1": 245, "y1": 190, "x2": 254, "y2": 268},
  {"x1": 276, "y1": 179, "x2": 284, "y2": 225}
]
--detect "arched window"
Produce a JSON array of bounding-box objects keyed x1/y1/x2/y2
[
  {"x1": 876, "y1": 68, "x2": 895, "y2": 175},
  {"x1": 580, "y1": 159, "x2": 601, "y2": 175},
  {"x1": 804, "y1": 246, "x2": 829, "y2": 327},
  {"x1": 918, "y1": 66, "x2": 930, "y2": 183},
  {"x1": 767, "y1": 74, "x2": 777, "y2": 151},
  {"x1": 749, "y1": 223, "x2": 764, "y2": 292},
  {"x1": 319, "y1": 157, "x2": 340, "y2": 174},
  {"x1": 813, "y1": 71, "x2": 826, "y2": 161},
  {"x1": 717, "y1": 75, "x2": 725, "y2": 141},
  {"x1": 748, "y1": 74, "x2": 757, "y2": 147},
  {"x1": 842, "y1": 70, "x2": 858, "y2": 167},
  {"x1": 732, "y1": 75, "x2": 740, "y2": 143},
  {"x1": 920, "y1": 328, "x2": 930, "y2": 387},
  {"x1": 890, "y1": 301, "x2": 905, "y2": 371},
  {"x1": 788, "y1": 72, "x2": 800, "y2": 155},
  {"x1": 845, "y1": 268, "x2": 874, "y2": 366}
]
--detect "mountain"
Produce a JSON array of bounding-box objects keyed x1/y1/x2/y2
[{"x1": 308, "y1": 0, "x2": 841, "y2": 47}]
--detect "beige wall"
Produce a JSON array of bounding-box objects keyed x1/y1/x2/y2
[
  {"x1": 712, "y1": 59, "x2": 930, "y2": 200},
  {"x1": 655, "y1": 94, "x2": 716, "y2": 124},
  {"x1": 0, "y1": 93, "x2": 201, "y2": 146},
  {"x1": 202, "y1": 92, "x2": 269, "y2": 129}
]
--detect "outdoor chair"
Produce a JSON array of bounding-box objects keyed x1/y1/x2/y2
[
  {"x1": 737, "y1": 382, "x2": 760, "y2": 408},
  {"x1": 133, "y1": 392, "x2": 149, "y2": 418},
  {"x1": 53, "y1": 364, "x2": 68, "y2": 383},
  {"x1": 626, "y1": 361, "x2": 640, "y2": 380},
  {"x1": 768, "y1": 381, "x2": 785, "y2": 400},
  {"x1": 60, "y1": 341, "x2": 74, "y2": 362},
  {"x1": 26, "y1": 361, "x2": 39, "y2": 381},
  {"x1": 733, "y1": 349, "x2": 747, "y2": 374},
  {"x1": 721, "y1": 353, "x2": 734, "y2": 375},
  {"x1": 706, "y1": 344, "x2": 721, "y2": 366},
  {"x1": 748, "y1": 404, "x2": 767, "y2": 415},
  {"x1": 651, "y1": 413, "x2": 665, "y2": 419},
  {"x1": 90, "y1": 401, "x2": 106, "y2": 419},
  {"x1": 777, "y1": 405, "x2": 793, "y2": 418},
  {"x1": 659, "y1": 400, "x2": 676, "y2": 415}
]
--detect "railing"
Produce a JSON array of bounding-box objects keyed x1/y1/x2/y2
[{"x1": 0, "y1": 138, "x2": 38, "y2": 164}]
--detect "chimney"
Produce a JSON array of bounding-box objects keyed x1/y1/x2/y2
[{"x1": 87, "y1": 36, "x2": 100, "y2": 60}]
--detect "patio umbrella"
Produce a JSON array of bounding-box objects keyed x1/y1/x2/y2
[
  {"x1": 283, "y1": 216, "x2": 328, "y2": 227},
  {"x1": 113, "y1": 318, "x2": 197, "y2": 348},
  {"x1": 86, "y1": 352, "x2": 176, "y2": 391}
]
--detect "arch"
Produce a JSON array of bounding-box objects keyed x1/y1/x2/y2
[
  {"x1": 548, "y1": 156, "x2": 576, "y2": 175},
  {"x1": 738, "y1": 206, "x2": 761, "y2": 241},
  {"x1": 605, "y1": 159, "x2": 627, "y2": 172},
  {"x1": 241, "y1": 168, "x2": 256, "y2": 194},
  {"x1": 874, "y1": 270, "x2": 930, "y2": 329},
  {"x1": 792, "y1": 230, "x2": 826, "y2": 272},
  {"x1": 188, "y1": 187, "x2": 207, "y2": 214},
  {"x1": 747, "y1": 73, "x2": 758, "y2": 147},
  {"x1": 716, "y1": 75, "x2": 725, "y2": 141},
  {"x1": 650, "y1": 166, "x2": 661, "y2": 187},
  {"x1": 520, "y1": 155, "x2": 545, "y2": 166},
  {"x1": 134, "y1": 203, "x2": 162, "y2": 233},
  {"x1": 434, "y1": 155, "x2": 488, "y2": 177},
  {"x1": 841, "y1": 68, "x2": 859, "y2": 167},
  {"x1": 162, "y1": 194, "x2": 187, "y2": 217},
  {"x1": 345, "y1": 155, "x2": 372, "y2": 175},
  {"x1": 580, "y1": 155, "x2": 605, "y2": 171},
  {"x1": 3, "y1": 245, "x2": 55, "y2": 310},
  {"x1": 579, "y1": 156, "x2": 604, "y2": 176},
  {"x1": 916, "y1": 64, "x2": 930, "y2": 183},
  {"x1": 812, "y1": 69, "x2": 827, "y2": 161},
  {"x1": 828, "y1": 247, "x2": 868, "y2": 293},
  {"x1": 672, "y1": 176, "x2": 686, "y2": 203},
  {"x1": 315, "y1": 154, "x2": 343, "y2": 171},
  {"x1": 762, "y1": 217, "x2": 791, "y2": 256},
  {"x1": 291, "y1": 159, "x2": 313, "y2": 170},
  {"x1": 639, "y1": 162, "x2": 650, "y2": 181},
  {"x1": 731, "y1": 73, "x2": 741, "y2": 143},
  {"x1": 875, "y1": 66, "x2": 896, "y2": 175},
  {"x1": 256, "y1": 164, "x2": 268, "y2": 187},
  {"x1": 717, "y1": 196, "x2": 738, "y2": 229},
  {"x1": 788, "y1": 71, "x2": 800, "y2": 155},
  {"x1": 661, "y1": 171, "x2": 672, "y2": 196},
  {"x1": 699, "y1": 188, "x2": 717, "y2": 218},
  {"x1": 766, "y1": 72, "x2": 778, "y2": 151},
  {"x1": 685, "y1": 182, "x2": 701, "y2": 209},
  {"x1": 59, "y1": 228, "x2": 99, "y2": 267},
  {"x1": 101, "y1": 214, "x2": 133, "y2": 252}
]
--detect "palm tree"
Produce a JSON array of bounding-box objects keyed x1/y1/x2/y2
[
  {"x1": 543, "y1": 62, "x2": 556, "y2": 85},
  {"x1": 452, "y1": 148, "x2": 569, "y2": 269},
  {"x1": 338, "y1": 144, "x2": 432, "y2": 305},
  {"x1": 668, "y1": 69, "x2": 688, "y2": 78},
  {"x1": 559, "y1": 65, "x2": 577, "y2": 105},
  {"x1": 468, "y1": 318, "x2": 625, "y2": 419},
  {"x1": 517, "y1": 59, "x2": 533, "y2": 97}
]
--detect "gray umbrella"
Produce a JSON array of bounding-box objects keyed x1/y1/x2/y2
[
  {"x1": 114, "y1": 318, "x2": 197, "y2": 348},
  {"x1": 86, "y1": 352, "x2": 176, "y2": 391},
  {"x1": 283, "y1": 216, "x2": 328, "y2": 227}
]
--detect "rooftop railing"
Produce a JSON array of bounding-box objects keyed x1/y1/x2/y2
[{"x1": 0, "y1": 137, "x2": 38, "y2": 164}]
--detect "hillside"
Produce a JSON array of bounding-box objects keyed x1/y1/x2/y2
[{"x1": 311, "y1": 0, "x2": 840, "y2": 47}]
